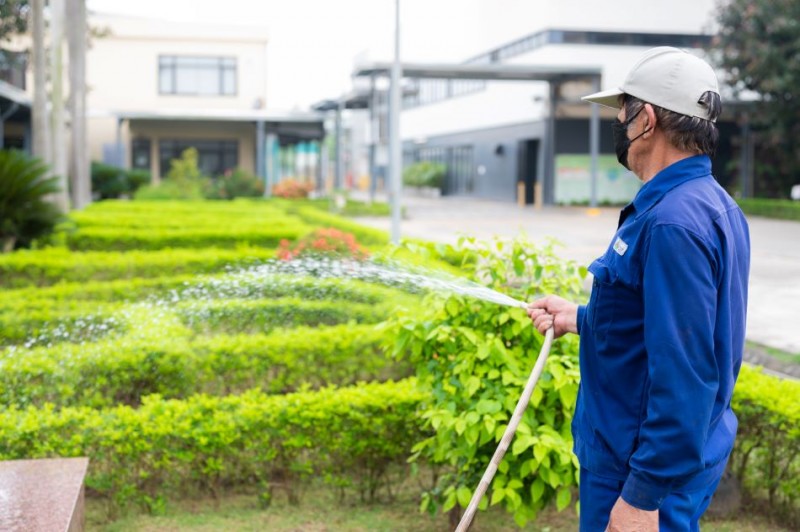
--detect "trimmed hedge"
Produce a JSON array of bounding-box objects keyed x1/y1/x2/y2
[
  {"x1": 0, "y1": 247, "x2": 276, "y2": 288},
  {"x1": 0, "y1": 324, "x2": 403, "y2": 409},
  {"x1": 737, "y1": 198, "x2": 800, "y2": 221},
  {"x1": 0, "y1": 301, "x2": 125, "y2": 347},
  {"x1": 0, "y1": 379, "x2": 424, "y2": 511},
  {"x1": 732, "y1": 365, "x2": 800, "y2": 524},
  {"x1": 176, "y1": 297, "x2": 386, "y2": 335},
  {"x1": 66, "y1": 226, "x2": 309, "y2": 251},
  {"x1": 286, "y1": 205, "x2": 390, "y2": 245}
]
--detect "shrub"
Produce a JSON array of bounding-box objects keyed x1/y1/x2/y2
[
  {"x1": 286, "y1": 205, "x2": 390, "y2": 245},
  {"x1": 0, "y1": 379, "x2": 425, "y2": 512},
  {"x1": 272, "y1": 179, "x2": 314, "y2": 199},
  {"x1": 386, "y1": 237, "x2": 587, "y2": 526},
  {"x1": 0, "y1": 149, "x2": 64, "y2": 252},
  {"x1": 134, "y1": 148, "x2": 209, "y2": 200},
  {"x1": 731, "y1": 365, "x2": 800, "y2": 525},
  {"x1": 0, "y1": 324, "x2": 405, "y2": 409},
  {"x1": 737, "y1": 198, "x2": 800, "y2": 221},
  {"x1": 277, "y1": 227, "x2": 369, "y2": 261},
  {"x1": 403, "y1": 161, "x2": 446, "y2": 189},
  {"x1": 206, "y1": 169, "x2": 265, "y2": 199},
  {"x1": 0, "y1": 247, "x2": 276, "y2": 288},
  {"x1": 91, "y1": 162, "x2": 152, "y2": 199}
]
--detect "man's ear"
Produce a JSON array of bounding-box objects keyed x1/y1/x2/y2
[{"x1": 643, "y1": 103, "x2": 657, "y2": 136}]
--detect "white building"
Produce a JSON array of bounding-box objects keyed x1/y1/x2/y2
[{"x1": 338, "y1": 0, "x2": 747, "y2": 205}]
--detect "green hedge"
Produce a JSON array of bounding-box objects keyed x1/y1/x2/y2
[
  {"x1": 0, "y1": 247, "x2": 276, "y2": 288},
  {"x1": 0, "y1": 324, "x2": 401, "y2": 409},
  {"x1": 737, "y1": 198, "x2": 800, "y2": 221},
  {"x1": 731, "y1": 365, "x2": 800, "y2": 523},
  {"x1": 0, "y1": 301, "x2": 125, "y2": 347},
  {"x1": 65, "y1": 226, "x2": 309, "y2": 251},
  {"x1": 176, "y1": 297, "x2": 386, "y2": 335},
  {"x1": 286, "y1": 205, "x2": 390, "y2": 245},
  {"x1": 0, "y1": 379, "x2": 424, "y2": 511}
]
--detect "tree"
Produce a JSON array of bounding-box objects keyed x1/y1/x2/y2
[
  {"x1": 714, "y1": 0, "x2": 800, "y2": 197},
  {"x1": 0, "y1": 149, "x2": 63, "y2": 252},
  {"x1": 0, "y1": 0, "x2": 28, "y2": 42}
]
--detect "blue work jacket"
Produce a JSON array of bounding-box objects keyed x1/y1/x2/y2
[{"x1": 574, "y1": 155, "x2": 750, "y2": 511}]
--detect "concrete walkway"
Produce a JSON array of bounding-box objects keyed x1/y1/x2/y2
[{"x1": 354, "y1": 194, "x2": 800, "y2": 355}]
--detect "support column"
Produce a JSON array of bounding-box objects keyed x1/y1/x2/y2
[
  {"x1": 335, "y1": 100, "x2": 344, "y2": 190},
  {"x1": 543, "y1": 81, "x2": 558, "y2": 205},
  {"x1": 589, "y1": 75, "x2": 600, "y2": 209},
  {"x1": 740, "y1": 114, "x2": 751, "y2": 199},
  {"x1": 264, "y1": 132, "x2": 277, "y2": 197},
  {"x1": 389, "y1": 0, "x2": 402, "y2": 243},
  {"x1": 115, "y1": 116, "x2": 124, "y2": 167},
  {"x1": 255, "y1": 119, "x2": 265, "y2": 179},
  {"x1": 369, "y1": 75, "x2": 378, "y2": 203}
]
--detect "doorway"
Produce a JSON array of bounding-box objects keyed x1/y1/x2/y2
[{"x1": 518, "y1": 139, "x2": 539, "y2": 205}]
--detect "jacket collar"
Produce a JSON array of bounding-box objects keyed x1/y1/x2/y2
[{"x1": 630, "y1": 154, "x2": 712, "y2": 220}]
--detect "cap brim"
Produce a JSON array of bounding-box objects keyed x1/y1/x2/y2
[{"x1": 581, "y1": 88, "x2": 625, "y2": 109}]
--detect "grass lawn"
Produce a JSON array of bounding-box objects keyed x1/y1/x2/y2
[
  {"x1": 87, "y1": 485, "x2": 791, "y2": 531},
  {"x1": 746, "y1": 340, "x2": 800, "y2": 366}
]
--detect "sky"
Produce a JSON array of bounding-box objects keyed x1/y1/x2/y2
[{"x1": 86, "y1": 0, "x2": 490, "y2": 111}]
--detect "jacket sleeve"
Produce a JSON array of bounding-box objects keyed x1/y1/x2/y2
[{"x1": 620, "y1": 223, "x2": 719, "y2": 510}]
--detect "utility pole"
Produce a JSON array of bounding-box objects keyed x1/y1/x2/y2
[
  {"x1": 67, "y1": 0, "x2": 90, "y2": 209},
  {"x1": 49, "y1": 0, "x2": 69, "y2": 210},
  {"x1": 389, "y1": 0, "x2": 402, "y2": 244}
]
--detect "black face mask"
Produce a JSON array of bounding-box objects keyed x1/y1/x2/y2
[{"x1": 612, "y1": 107, "x2": 651, "y2": 170}]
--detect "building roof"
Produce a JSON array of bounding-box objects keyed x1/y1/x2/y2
[
  {"x1": 352, "y1": 62, "x2": 602, "y2": 82},
  {"x1": 94, "y1": 107, "x2": 323, "y2": 124}
]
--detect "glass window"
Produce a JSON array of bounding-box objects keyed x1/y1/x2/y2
[
  {"x1": 159, "y1": 139, "x2": 239, "y2": 177},
  {"x1": 158, "y1": 56, "x2": 237, "y2": 96},
  {"x1": 131, "y1": 138, "x2": 151, "y2": 170}
]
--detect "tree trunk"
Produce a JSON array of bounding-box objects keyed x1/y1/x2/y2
[
  {"x1": 66, "y1": 0, "x2": 90, "y2": 209},
  {"x1": 2, "y1": 236, "x2": 16, "y2": 254},
  {"x1": 49, "y1": 0, "x2": 70, "y2": 211},
  {"x1": 31, "y1": 0, "x2": 50, "y2": 162}
]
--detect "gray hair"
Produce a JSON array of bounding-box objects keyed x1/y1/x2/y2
[{"x1": 624, "y1": 91, "x2": 721, "y2": 156}]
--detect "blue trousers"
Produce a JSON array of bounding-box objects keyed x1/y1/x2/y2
[{"x1": 579, "y1": 467, "x2": 724, "y2": 532}]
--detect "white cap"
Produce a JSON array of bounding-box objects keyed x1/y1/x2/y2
[{"x1": 582, "y1": 46, "x2": 720, "y2": 121}]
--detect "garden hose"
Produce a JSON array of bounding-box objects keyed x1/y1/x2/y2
[{"x1": 456, "y1": 325, "x2": 555, "y2": 532}]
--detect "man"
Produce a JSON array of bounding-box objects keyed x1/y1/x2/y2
[{"x1": 527, "y1": 47, "x2": 750, "y2": 531}]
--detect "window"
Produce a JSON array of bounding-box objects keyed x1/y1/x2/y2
[
  {"x1": 159, "y1": 140, "x2": 239, "y2": 177},
  {"x1": 131, "y1": 138, "x2": 151, "y2": 170},
  {"x1": 158, "y1": 56, "x2": 237, "y2": 96}
]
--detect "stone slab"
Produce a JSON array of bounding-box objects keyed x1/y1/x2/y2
[{"x1": 0, "y1": 458, "x2": 89, "y2": 531}]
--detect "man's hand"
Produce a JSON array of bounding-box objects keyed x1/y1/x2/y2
[
  {"x1": 526, "y1": 295, "x2": 578, "y2": 338},
  {"x1": 606, "y1": 497, "x2": 659, "y2": 532}
]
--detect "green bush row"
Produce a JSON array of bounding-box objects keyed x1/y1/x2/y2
[
  {"x1": 731, "y1": 365, "x2": 800, "y2": 523},
  {"x1": 285, "y1": 205, "x2": 390, "y2": 245},
  {"x1": 1, "y1": 291, "x2": 400, "y2": 348},
  {"x1": 0, "y1": 379, "x2": 425, "y2": 512},
  {"x1": 65, "y1": 226, "x2": 309, "y2": 251},
  {"x1": 0, "y1": 247, "x2": 276, "y2": 288},
  {"x1": 0, "y1": 323, "x2": 403, "y2": 409},
  {"x1": 1, "y1": 273, "x2": 412, "y2": 311},
  {"x1": 738, "y1": 198, "x2": 800, "y2": 221},
  {"x1": 91, "y1": 162, "x2": 151, "y2": 199},
  {"x1": 69, "y1": 205, "x2": 294, "y2": 230},
  {"x1": 175, "y1": 297, "x2": 386, "y2": 336}
]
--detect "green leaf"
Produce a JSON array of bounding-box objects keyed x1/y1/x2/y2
[
  {"x1": 457, "y1": 485, "x2": 473, "y2": 508},
  {"x1": 491, "y1": 487, "x2": 505, "y2": 505},
  {"x1": 530, "y1": 478, "x2": 545, "y2": 502},
  {"x1": 442, "y1": 490, "x2": 457, "y2": 512},
  {"x1": 556, "y1": 486, "x2": 571, "y2": 511}
]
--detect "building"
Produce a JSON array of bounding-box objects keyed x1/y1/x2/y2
[
  {"x1": 337, "y1": 0, "x2": 747, "y2": 205},
  {"x1": 86, "y1": 13, "x2": 324, "y2": 185}
]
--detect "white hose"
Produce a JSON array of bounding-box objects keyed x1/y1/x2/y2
[{"x1": 455, "y1": 326, "x2": 555, "y2": 532}]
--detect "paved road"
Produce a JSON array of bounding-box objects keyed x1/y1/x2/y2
[{"x1": 355, "y1": 194, "x2": 800, "y2": 354}]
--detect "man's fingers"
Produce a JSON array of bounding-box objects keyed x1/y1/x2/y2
[{"x1": 527, "y1": 297, "x2": 550, "y2": 310}]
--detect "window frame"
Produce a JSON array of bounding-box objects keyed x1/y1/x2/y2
[{"x1": 158, "y1": 55, "x2": 238, "y2": 97}]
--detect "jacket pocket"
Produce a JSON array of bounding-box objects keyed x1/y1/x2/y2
[{"x1": 587, "y1": 259, "x2": 618, "y2": 340}]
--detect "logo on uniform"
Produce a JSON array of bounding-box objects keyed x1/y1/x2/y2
[{"x1": 613, "y1": 237, "x2": 628, "y2": 256}]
